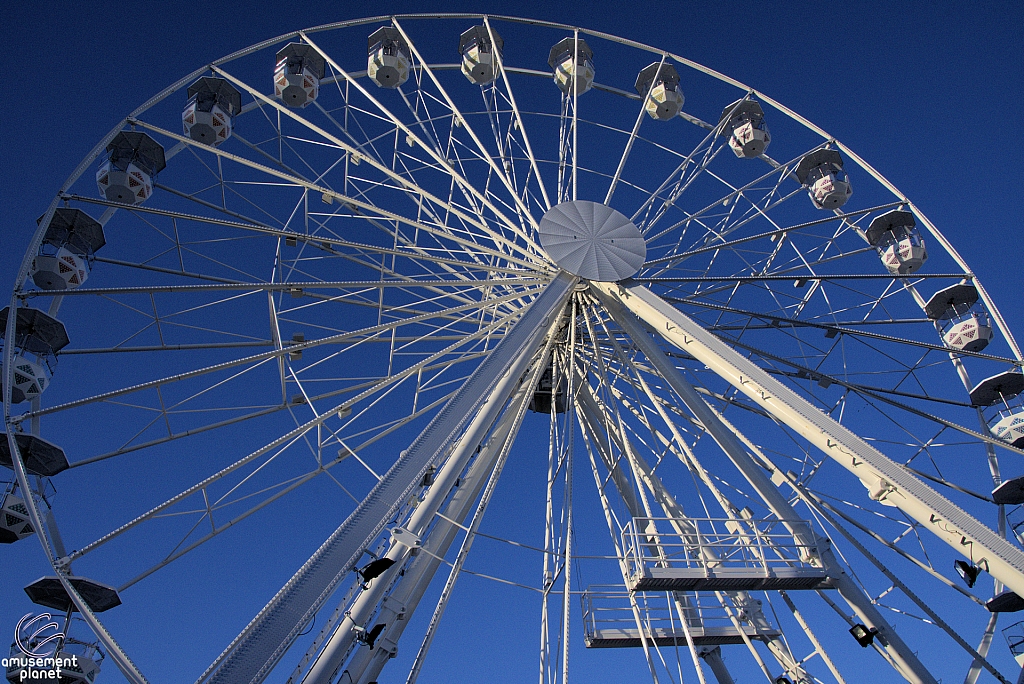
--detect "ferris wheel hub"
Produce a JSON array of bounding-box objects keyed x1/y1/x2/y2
[{"x1": 538, "y1": 200, "x2": 646, "y2": 282}]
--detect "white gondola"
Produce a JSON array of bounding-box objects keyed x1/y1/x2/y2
[
  {"x1": 865, "y1": 209, "x2": 928, "y2": 275},
  {"x1": 94, "y1": 131, "x2": 166, "y2": 205},
  {"x1": 459, "y1": 25, "x2": 503, "y2": 85},
  {"x1": 924, "y1": 283, "x2": 994, "y2": 353},
  {"x1": 30, "y1": 209, "x2": 105, "y2": 291},
  {"x1": 0, "y1": 490, "x2": 34, "y2": 543},
  {"x1": 0, "y1": 433, "x2": 70, "y2": 478},
  {"x1": 719, "y1": 99, "x2": 770, "y2": 158},
  {"x1": 0, "y1": 308, "x2": 69, "y2": 404},
  {"x1": 274, "y1": 43, "x2": 326, "y2": 108},
  {"x1": 795, "y1": 149, "x2": 852, "y2": 210},
  {"x1": 970, "y1": 371, "x2": 1024, "y2": 448},
  {"x1": 548, "y1": 37, "x2": 594, "y2": 95},
  {"x1": 368, "y1": 27, "x2": 411, "y2": 89},
  {"x1": 182, "y1": 76, "x2": 241, "y2": 146},
  {"x1": 0, "y1": 434, "x2": 65, "y2": 544},
  {"x1": 992, "y1": 408, "x2": 1024, "y2": 448},
  {"x1": 635, "y1": 62, "x2": 684, "y2": 121}
]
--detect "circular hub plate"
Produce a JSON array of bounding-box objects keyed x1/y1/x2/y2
[{"x1": 538, "y1": 200, "x2": 646, "y2": 282}]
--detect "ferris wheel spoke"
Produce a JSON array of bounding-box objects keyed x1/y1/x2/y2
[
  {"x1": 704, "y1": 309, "x2": 1009, "y2": 389},
  {"x1": 116, "y1": 466, "x2": 346, "y2": 592},
  {"x1": 641, "y1": 144, "x2": 818, "y2": 252},
  {"x1": 14, "y1": 289, "x2": 534, "y2": 428},
  {"x1": 630, "y1": 113, "x2": 725, "y2": 232},
  {"x1": 485, "y1": 16, "x2": 553, "y2": 212},
  {"x1": 386, "y1": 94, "x2": 540, "y2": 266},
  {"x1": 27, "y1": 277, "x2": 542, "y2": 299},
  {"x1": 651, "y1": 243, "x2": 895, "y2": 309},
  {"x1": 656, "y1": 183, "x2": 809, "y2": 280},
  {"x1": 392, "y1": 19, "x2": 543, "y2": 237},
  {"x1": 471, "y1": 86, "x2": 550, "y2": 238},
  {"x1": 703, "y1": 314, "x2": 979, "y2": 362},
  {"x1": 211, "y1": 63, "x2": 496, "y2": 239},
  {"x1": 595, "y1": 281, "x2": 1024, "y2": 598},
  {"x1": 642, "y1": 201, "x2": 905, "y2": 272},
  {"x1": 603, "y1": 56, "x2": 663, "y2": 206},
  {"x1": 65, "y1": 308, "x2": 521, "y2": 568},
  {"x1": 294, "y1": 32, "x2": 545, "y2": 259},
  {"x1": 128, "y1": 117, "x2": 541, "y2": 272}
]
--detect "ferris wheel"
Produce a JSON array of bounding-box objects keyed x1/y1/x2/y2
[{"x1": 5, "y1": 13, "x2": 1024, "y2": 684}]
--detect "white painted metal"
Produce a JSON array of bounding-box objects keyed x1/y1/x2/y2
[
  {"x1": 200, "y1": 273, "x2": 575, "y2": 684},
  {"x1": 340, "y1": 358, "x2": 542, "y2": 684},
  {"x1": 539, "y1": 201, "x2": 646, "y2": 282},
  {"x1": 595, "y1": 282, "x2": 940, "y2": 684},
  {"x1": 594, "y1": 279, "x2": 1024, "y2": 598},
  {"x1": 301, "y1": 322, "x2": 563, "y2": 683}
]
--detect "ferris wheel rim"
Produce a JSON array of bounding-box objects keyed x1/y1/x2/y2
[{"x1": 4, "y1": 13, "x2": 1023, "y2": 684}]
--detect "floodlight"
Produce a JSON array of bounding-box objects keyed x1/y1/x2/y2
[{"x1": 849, "y1": 623, "x2": 878, "y2": 647}]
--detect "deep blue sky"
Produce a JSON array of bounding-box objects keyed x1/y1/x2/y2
[{"x1": 1, "y1": 2, "x2": 1022, "y2": 683}]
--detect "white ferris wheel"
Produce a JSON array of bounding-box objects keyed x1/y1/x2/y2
[{"x1": 4, "y1": 13, "x2": 1024, "y2": 684}]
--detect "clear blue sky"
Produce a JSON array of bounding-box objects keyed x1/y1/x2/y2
[{"x1": 1, "y1": 2, "x2": 1022, "y2": 683}]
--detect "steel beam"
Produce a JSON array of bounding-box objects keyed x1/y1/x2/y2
[
  {"x1": 342, "y1": 368, "x2": 539, "y2": 684},
  {"x1": 304, "y1": 338, "x2": 554, "y2": 683},
  {"x1": 198, "y1": 272, "x2": 576, "y2": 684},
  {"x1": 594, "y1": 280, "x2": 1024, "y2": 597},
  {"x1": 594, "y1": 281, "x2": 938, "y2": 684}
]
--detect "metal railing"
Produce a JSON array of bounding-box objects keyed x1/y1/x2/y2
[
  {"x1": 621, "y1": 516, "x2": 822, "y2": 583},
  {"x1": 580, "y1": 586, "x2": 754, "y2": 645}
]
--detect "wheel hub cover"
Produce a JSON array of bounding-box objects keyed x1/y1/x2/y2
[{"x1": 538, "y1": 200, "x2": 646, "y2": 282}]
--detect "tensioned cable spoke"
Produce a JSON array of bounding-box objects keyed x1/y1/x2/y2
[
  {"x1": 686, "y1": 298, "x2": 1021, "y2": 367},
  {"x1": 214, "y1": 65, "x2": 528, "y2": 259},
  {"x1": 295, "y1": 32, "x2": 547, "y2": 259},
  {"x1": 603, "y1": 55, "x2": 662, "y2": 205},
  {"x1": 65, "y1": 305, "x2": 522, "y2": 563},
  {"x1": 33, "y1": 279, "x2": 542, "y2": 297},
  {"x1": 127, "y1": 117, "x2": 547, "y2": 273},
  {"x1": 62, "y1": 194, "x2": 547, "y2": 280},
  {"x1": 640, "y1": 144, "x2": 820, "y2": 247},
  {"x1": 114, "y1": 385, "x2": 460, "y2": 592},
  {"x1": 485, "y1": 16, "x2": 552, "y2": 212},
  {"x1": 15, "y1": 287, "x2": 539, "y2": 422},
  {"x1": 393, "y1": 18, "x2": 544, "y2": 239},
  {"x1": 703, "y1": 325, "x2": 1024, "y2": 454},
  {"x1": 640, "y1": 201, "x2": 906, "y2": 270}
]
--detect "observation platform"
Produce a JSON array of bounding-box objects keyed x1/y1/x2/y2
[
  {"x1": 582, "y1": 587, "x2": 781, "y2": 648},
  {"x1": 621, "y1": 517, "x2": 831, "y2": 592}
]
